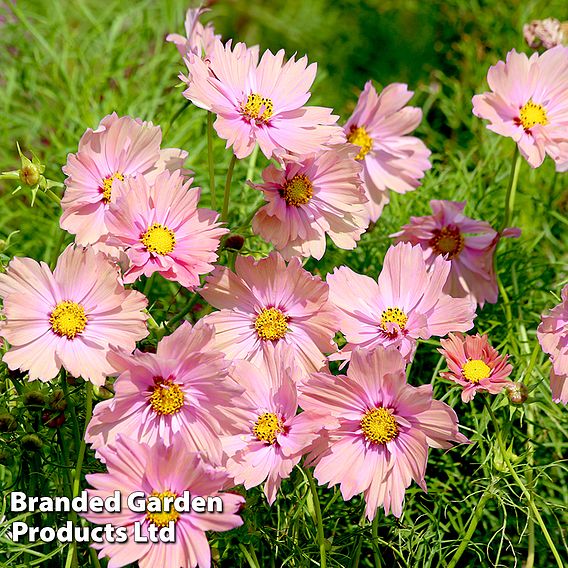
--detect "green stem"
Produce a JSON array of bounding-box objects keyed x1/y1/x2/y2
[
  {"x1": 164, "y1": 99, "x2": 191, "y2": 139},
  {"x1": 306, "y1": 467, "x2": 327, "y2": 568},
  {"x1": 46, "y1": 188, "x2": 62, "y2": 205},
  {"x1": 238, "y1": 543, "x2": 260, "y2": 568},
  {"x1": 89, "y1": 547, "x2": 102, "y2": 568},
  {"x1": 371, "y1": 513, "x2": 382, "y2": 567},
  {"x1": 221, "y1": 154, "x2": 237, "y2": 222},
  {"x1": 60, "y1": 372, "x2": 81, "y2": 450},
  {"x1": 72, "y1": 383, "x2": 93, "y2": 497},
  {"x1": 501, "y1": 146, "x2": 522, "y2": 232},
  {"x1": 166, "y1": 293, "x2": 200, "y2": 328},
  {"x1": 483, "y1": 398, "x2": 564, "y2": 568},
  {"x1": 207, "y1": 111, "x2": 217, "y2": 210},
  {"x1": 50, "y1": 229, "x2": 67, "y2": 269}
]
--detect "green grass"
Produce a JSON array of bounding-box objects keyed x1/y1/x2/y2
[{"x1": 1, "y1": 0, "x2": 568, "y2": 566}]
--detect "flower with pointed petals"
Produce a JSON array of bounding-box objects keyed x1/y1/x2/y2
[
  {"x1": 183, "y1": 39, "x2": 341, "y2": 159},
  {"x1": 472, "y1": 46, "x2": 568, "y2": 170},
  {"x1": 199, "y1": 252, "x2": 338, "y2": 374},
  {"x1": 250, "y1": 145, "x2": 368, "y2": 260},
  {"x1": 82, "y1": 435, "x2": 244, "y2": 568},
  {"x1": 537, "y1": 284, "x2": 568, "y2": 403},
  {"x1": 391, "y1": 200, "x2": 521, "y2": 307},
  {"x1": 0, "y1": 246, "x2": 148, "y2": 385},
  {"x1": 61, "y1": 113, "x2": 187, "y2": 245},
  {"x1": 299, "y1": 346, "x2": 468, "y2": 519},
  {"x1": 166, "y1": 6, "x2": 220, "y2": 60},
  {"x1": 438, "y1": 333, "x2": 513, "y2": 402},
  {"x1": 327, "y1": 242, "x2": 477, "y2": 363},
  {"x1": 344, "y1": 81, "x2": 431, "y2": 223},
  {"x1": 105, "y1": 170, "x2": 226, "y2": 289}
]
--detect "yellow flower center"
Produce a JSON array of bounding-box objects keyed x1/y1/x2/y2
[
  {"x1": 242, "y1": 93, "x2": 274, "y2": 123},
  {"x1": 518, "y1": 100, "x2": 549, "y2": 130},
  {"x1": 49, "y1": 301, "x2": 87, "y2": 339},
  {"x1": 254, "y1": 307, "x2": 289, "y2": 341},
  {"x1": 101, "y1": 172, "x2": 125, "y2": 203},
  {"x1": 360, "y1": 407, "x2": 399, "y2": 444},
  {"x1": 141, "y1": 223, "x2": 176, "y2": 255},
  {"x1": 380, "y1": 307, "x2": 408, "y2": 333},
  {"x1": 149, "y1": 378, "x2": 185, "y2": 415},
  {"x1": 462, "y1": 359, "x2": 491, "y2": 384},
  {"x1": 347, "y1": 126, "x2": 373, "y2": 160},
  {"x1": 253, "y1": 412, "x2": 284, "y2": 444},
  {"x1": 282, "y1": 173, "x2": 313, "y2": 206},
  {"x1": 430, "y1": 226, "x2": 465, "y2": 259},
  {"x1": 145, "y1": 490, "x2": 180, "y2": 527}
]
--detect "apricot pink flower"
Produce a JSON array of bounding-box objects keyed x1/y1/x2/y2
[
  {"x1": 537, "y1": 284, "x2": 568, "y2": 403},
  {"x1": 299, "y1": 346, "x2": 468, "y2": 519},
  {"x1": 82, "y1": 435, "x2": 244, "y2": 568},
  {"x1": 85, "y1": 321, "x2": 249, "y2": 464},
  {"x1": 61, "y1": 113, "x2": 187, "y2": 245},
  {"x1": 327, "y1": 242, "x2": 477, "y2": 363},
  {"x1": 391, "y1": 200, "x2": 521, "y2": 307},
  {"x1": 0, "y1": 246, "x2": 148, "y2": 385},
  {"x1": 183, "y1": 40, "x2": 341, "y2": 159},
  {"x1": 166, "y1": 6, "x2": 220, "y2": 60},
  {"x1": 199, "y1": 252, "x2": 338, "y2": 374},
  {"x1": 438, "y1": 333, "x2": 513, "y2": 402},
  {"x1": 344, "y1": 81, "x2": 432, "y2": 223},
  {"x1": 472, "y1": 46, "x2": 568, "y2": 170},
  {"x1": 105, "y1": 170, "x2": 227, "y2": 289},
  {"x1": 250, "y1": 145, "x2": 368, "y2": 260}
]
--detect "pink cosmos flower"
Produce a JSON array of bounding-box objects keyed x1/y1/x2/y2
[
  {"x1": 327, "y1": 242, "x2": 477, "y2": 363},
  {"x1": 344, "y1": 81, "x2": 432, "y2": 223},
  {"x1": 0, "y1": 246, "x2": 148, "y2": 385},
  {"x1": 438, "y1": 333, "x2": 513, "y2": 402},
  {"x1": 391, "y1": 200, "x2": 521, "y2": 307},
  {"x1": 537, "y1": 284, "x2": 568, "y2": 403},
  {"x1": 199, "y1": 252, "x2": 338, "y2": 374},
  {"x1": 524, "y1": 18, "x2": 566, "y2": 50},
  {"x1": 105, "y1": 170, "x2": 227, "y2": 288},
  {"x1": 299, "y1": 346, "x2": 468, "y2": 519},
  {"x1": 85, "y1": 321, "x2": 249, "y2": 464},
  {"x1": 472, "y1": 46, "x2": 568, "y2": 170},
  {"x1": 250, "y1": 145, "x2": 368, "y2": 260},
  {"x1": 223, "y1": 343, "x2": 324, "y2": 504},
  {"x1": 82, "y1": 435, "x2": 244, "y2": 568},
  {"x1": 61, "y1": 113, "x2": 188, "y2": 245},
  {"x1": 183, "y1": 39, "x2": 341, "y2": 159},
  {"x1": 166, "y1": 6, "x2": 220, "y2": 60}
]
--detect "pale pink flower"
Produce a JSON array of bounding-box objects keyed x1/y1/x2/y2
[
  {"x1": 344, "y1": 81, "x2": 432, "y2": 223},
  {"x1": 537, "y1": 284, "x2": 568, "y2": 403},
  {"x1": 472, "y1": 46, "x2": 568, "y2": 170},
  {"x1": 250, "y1": 145, "x2": 368, "y2": 260},
  {"x1": 438, "y1": 333, "x2": 513, "y2": 402},
  {"x1": 199, "y1": 252, "x2": 338, "y2": 374},
  {"x1": 61, "y1": 113, "x2": 188, "y2": 245},
  {"x1": 183, "y1": 39, "x2": 341, "y2": 159},
  {"x1": 299, "y1": 346, "x2": 468, "y2": 519},
  {"x1": 524, "y1": 18, "x2": 566, "y2": 50},
  {"x1": 82, "y1": 435, "x2": 244, "y2": 568},
  {"x1": 166, "y1": 6, "x2": 220, "y2": 60},
  {"x1": 391, "y1": 200, "x2": 521, "y2": 307},
  {"x1": 223, "y1": 343, "x2": 324, "y2": 504},
  {"x1": 327, "y1": 242, "x2": 477, "y2": 363},
  {"x1": 0, "y1": 246, "x2": 148, "y2": 385},
  {"x1": 85, "y1": 321, "x2": 250, "y2": 464},
  {"x1": 105, "y1": 170, "x2": 226, "y2": 288}
]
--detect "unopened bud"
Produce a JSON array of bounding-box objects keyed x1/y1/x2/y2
[
  {"x1": 42, "y1": 410, "x2": 65, "y2": 429},
  {"x1": 50, "y1": 389, "x2": 67, "y2": 412},
  {"x1": 505, "y1": 382, "x2": 528, "y2": 405},
  {"x1": 19, "y1": 164, "x2": 41, "y2": 187},
  {"x1": 0, "y1": 412, "x2": 17, "y2": 432},
  {"x1": 23, "y1": 390, "x2": 47, "y2": 410},
  {"x1": 20, "y1": 433, "x2": 43, "y2": 452},
  {"x1": 93, "y1": 380, "x2": 115, "y2": 401},
  {"x1": 224, "y1": 234, "x2": 245, "y2": 251}
]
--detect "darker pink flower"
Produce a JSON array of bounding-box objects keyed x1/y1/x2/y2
[
  {"x1": 105, "y1": 170, "x2": 227, "y2": 289},
  {"x1": 61, "y1": 113, "x2": 187, "y2": 245},
  {"x1": 472, "y1": 46, "x2": 568, "y2": 170},
  {"x1": 299, "y1": 346, "x2": 468, "y2": 519},
  {"x1": 0, "y1": 246, "x2": 148, "y2": 385},
  {"x1": 327, "y1": 242, "x2": 477, "y2": 363},
  {"x1": 250, "y1": 145, "x2": 368, "y2": 260},
  {"x1": 166, "y1": 6, "x2": 220, "y2": 60},
  {"x1": 183, "y1": 40, "x2": 341, "y2": 159},
  {"x1": 438, "y1": 333, "x2": 513, "y2": 402},
  {"x1": 344, "y1": 81, "x2": 432, "y2": 223},
  {"x1": 82, "y1": 435, "x2": 244, "y2": 568},
  {"x1": 199, "y1": 252, "x2": 339, "y2": 374},
  {"x1": 391, "y1": 200, "x2": 521, "y2": 307}
]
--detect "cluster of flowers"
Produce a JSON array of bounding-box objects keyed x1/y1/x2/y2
[{"x1": 1, "y1": 5, "x2": 568, "y2": 568}]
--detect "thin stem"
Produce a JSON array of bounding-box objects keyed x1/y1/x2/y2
[
  {"x1": 238, "y1": 543, "x2": 260, "y2": 568},
  {"x1": 371, "y1": 513, "x2": 382, "y2": 567},
  {"x1": 49, "y1": 229, "x2": 67, "y2": 270},
  {"x1": 483, "y1": 398, "x2": 564, "y2": 568},
  {"x1": 207, "y1": 111, "x2": 217, "y2": 210},
  {"x1": 89, "y1": 547, "x2": 102, "y2": 568},
  {"x1": 60, "y1": 372, "x2": 81, "y2": 450},
  {"x1": 501, "y1": 146, "x2": 522, "y2": 231},
  {"x1": 166, "y1": 293, "x2": 200, "y2": 328},
  {"x1": 305, "y1": 467, "x2": 327, "y2": 568},
  {"x1": 46, "y1": 188, "x2": 62, "y2": 205},
  {"x1": 221, "y1": 154, "x2": 237, "y2": 223},
  {"x1": 72, "y1": 383, "x2": 93, "y2": 497}
]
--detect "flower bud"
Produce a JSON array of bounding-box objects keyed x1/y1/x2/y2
[
  {"x1": 93, "y1": 380, "x2": 115, "y2": 401},
  {"x1": 23, "y1": 390, "x2": 47, "y2": 410},
  {"x1": 505, "y1": 382, "x2": 528, "y2": 405},
  {"x1": 20, "y1": 433, "x2": 43, "y2": 452},
  {"x1": 0, "y1": 412, "x2": 17, "y2": 432},
  {"x1": 19, "y1": 163, "x2": 41, "y2": 187},
  {"x1": 42, "y1": 410, "x2": 65, "y2": 429},
  {"x1": 224, "y1": 234, "x2": 245, "y2": 251},
  {"x1": 50, "y1": 389, "x2": 67, "y2": 412}
]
